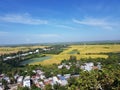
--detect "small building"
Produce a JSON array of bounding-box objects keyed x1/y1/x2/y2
[
  {"x1": 17, "y1": 76, "x2": 23, "y2": 86},
  {"x1": 58, "y1": 65, "x2": 63, "y2": 69},
  {"x1": 52, "y1": 76, "x2": 60, "y2": 84},
  {"x1": 58, "y1": 64, "x2": 71, "y2": 69},
  {"x1": 29, "y1": 52, "x2": 33, "y2": 54},
  {"x1": 44, "y1": 79, "x2": 51, "y2": 85},
  {"x1": 81, "y1": 62, "x2": 94, "y2": 71},
  {"x1": 4, "y1": 77, "x2": 10, "y2": 83},
  {"x1": 23, "y1": 76, "x2": 31, "y2": 88},
  {"x1": 97, "y1": 62, "x2": 102, "y2": 70},
  {"x1": 65, "y1": 65, "x2": 70, "y2": 70},
  {"x1": 39, "y1": 81, "x2": 45, "y2": 88},
  {"x1": 64, "y1": 74, "x2": 71, "y2": 79},
  {"x1": 40, "y1": 75, "x2": 45, "y2": 80},
  {"x1": 0, "y1": 78, "x2": 2, "y2": 86},
  {"x1": 32, "y1": 70, "x2": 36, "y2": 73},
  {"x1": 57, "y1": 75, "x2": 68, "y2": 86},
  {"x1": 35, "y1": 49, "x2": 39, "y2": 53},
  {"x1": 36, "y1": 70, "x2": 44, "y2": 75},
  {"x1": 81, "y1": 62, "x2": 102, "y2": 71},
  {"x1": 32, "y1": 78, "x2": 38, "y2": 85},
  {"x1": 71, "y1": 74, "x2": 80, "y2": 78},
  {"x1": 0, "y1": 86, "x2": 3, "y2": 90},
  {"x1": 14, "y1": 74, "x2": 19, "y2": 80}
]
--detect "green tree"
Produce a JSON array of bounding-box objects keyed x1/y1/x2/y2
[
  {"x1": 17, "y1": 86, "x2": 29, "y2": 90},
  {"x1": 45, "y1": 84, "x2": 52, "y2": 90},
  {"x1": 2, "y1": 79, "x2": 9, "y2": 90}
]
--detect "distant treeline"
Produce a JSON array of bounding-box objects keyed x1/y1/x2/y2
[{"x1": 0, "y1": 40, "x2": 120, "y2": 47}]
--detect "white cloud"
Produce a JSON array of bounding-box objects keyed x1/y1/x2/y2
[
  {"x1": 24, "y1": 34, "x2": 61, "y2": 43},
  {"x1": 55, "y1": 24, "x2": 76, "y2": 30},
  {"x1": 73, "y1": 17, "x2": 114, "y2": 29},
  {"x1": 38, "y1": 34, "x2": 60, "y2": 38},
  {"x1": 0, "y1": 13, "x2": 48, "y2": 25},
  {"x1": 29, "y1": 33, "x2": 60, "y2": 38}
]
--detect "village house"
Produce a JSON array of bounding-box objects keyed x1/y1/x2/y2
[
  {"x1": 23, "y1": 76, "x2": 31, "y2": 88},
  {"x1": 81, "y1": 62, "x2": 102, "y2": 71},
  {"x1": 0, "y1": 87, "x2": 2, "y2": 90},
  {"x1": 14, "y1": 74, "x2": 19, "y2": 80},
  {"x1": 17, "y1": 76, "x2": 23, "y2": 86},
  {"x1": 52, "y1": 76, "x2": 61, "y2": 85},
  {"x1": 58, "y1": 63, "x2": 71, "y2": 70},
  {"x1": 35, "y1": 49, "x2": 39, "y2": 53},
  {"x1": 3, "y1": 56, "x2": 12, "y2": 61},
  {"x1": 64, "y1": 74, "x2": 71, "y2": 80},
  {"x1": 2, "y1": 49, "x2": 41, "y2": 61},
  {"x1": 3, "y1": 76, "x2": 10, "y2": 84},
  {"x1": 44, "y1": 79, "x2": 52, "y2": 85},
  {"x1": 97, "y1": 62, "x2": 102, "y2": 70},
  {"x1": 0, "y1": 78, "x2": 2, "y2": 89},
  {"x1": 39, "y1": 81, "x2": 45, "y2": 88},
  {"x1": 57, "y1": 75, "x2": 68, "y2": 86}
]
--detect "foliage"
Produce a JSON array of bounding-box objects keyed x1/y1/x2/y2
[{"x1": 17, "y1": 86, "x2": 29, "y2": 90}]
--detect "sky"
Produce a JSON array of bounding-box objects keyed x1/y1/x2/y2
[{"x1": 0, "y1": 0, "x2": 120, "y2": 45}]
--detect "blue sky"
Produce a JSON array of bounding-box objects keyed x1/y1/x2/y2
[{"x1": 0, "y1": 0, "x2": 120, "y2": 44}]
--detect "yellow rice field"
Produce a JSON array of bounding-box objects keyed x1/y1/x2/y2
[
  {"x1": 33, "y1": 44, "x2": 120, "y2": 65},
  {"x1": 0, "y1": 46, "x2": 47, "y2": 55}
]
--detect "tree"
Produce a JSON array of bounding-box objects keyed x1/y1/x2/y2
[
  {"x1": 69, "y1": 56, "x2": 77, "y2": 63},
  {"x1": 17, "y1": 86, "x2": 29, "y2": 90},
  {"x1": 31, "y1": 84, "x2": 41, "y2": 90},
  {"x1": 45, "y1": 84, "x2": 52, "y2": 90},
  {"x1": 2, "y1": 79, "x2": 9, "y2": 90}
]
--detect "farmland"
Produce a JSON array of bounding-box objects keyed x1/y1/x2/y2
[
  {"x1": 32, "y1": 44, "x2": 120, "y2": 65},
  {"x1": 0, "y1": 45, "x2": 47, "y2": 55},
  {"x1": 1, "y1": 44, "x2": 120, "y2": 65}
]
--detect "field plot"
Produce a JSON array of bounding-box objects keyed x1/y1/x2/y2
[
  {"x1": 0, "y1": 45, "x2": 47, "y2": 55},
  {"x1": 36, "y1": 44, "x2": 120, "y2": 65},
  {"x1": 68, "y1": 49, "x2": 79, "y2": 54}
]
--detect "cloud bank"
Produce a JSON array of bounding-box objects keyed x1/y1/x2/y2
[
  {"x1": 0, "y1": 13, "x2": 48, "y2": 25},
  {"x1": 73, "y1": 17, "x2": 115, "y2": 29}
]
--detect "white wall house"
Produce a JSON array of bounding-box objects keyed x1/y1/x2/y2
[
  {"x1": 81, "y1": 62, "x2": 94, "y2": 71},
  {"x1": 17, "y1": 76, "x2": 23, "y2": 86},
  {"x1": 97, "y1": 62, "x2": 102, "y2": 70},
  {"x1": 52, "y1": 76, "x2": 61, "y2": 84},
  {"x1": 23, "y1": 76, "x2": 31, "y2": 88},
  {"x1": 57, "y1": 75, "x2": 68, "y2": 86}
]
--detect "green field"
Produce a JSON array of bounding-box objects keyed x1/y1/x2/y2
[
  {"x1": 20, "y1": 56, "x2": 51, "y2": 65},
  {"x1": 68, "y1": 49, "x2": 79, "y2": 54}
]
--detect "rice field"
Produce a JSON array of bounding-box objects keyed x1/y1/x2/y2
[
  {"x1": 1, "y1": 44, "x2": 120, "y2": 65},
  {"x1": 36, "y1": 44, "x2": 120, "y2": 65},
  {"x1": 0, "y1": 45, "x2": 47, "y2": 55}
]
